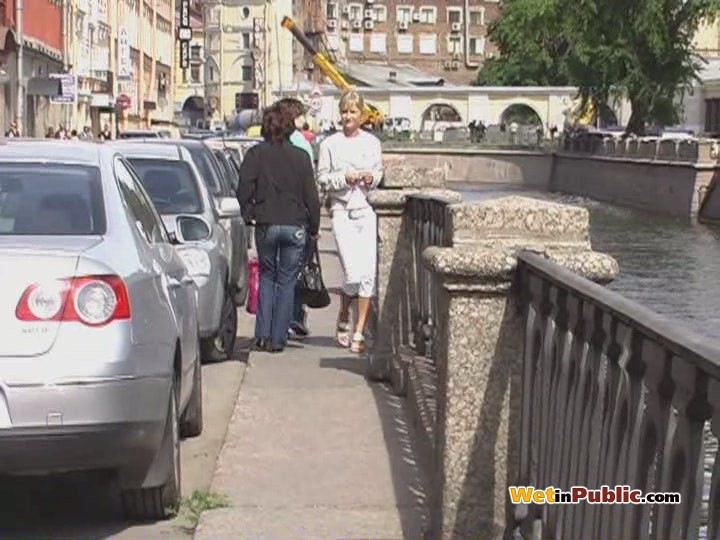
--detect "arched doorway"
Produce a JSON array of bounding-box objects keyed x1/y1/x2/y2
[
  {"x1": 420, "y1": 103, "x2": 463, "y2": 131},
  {"x1": 499, "y1": 103, "x2": 543, "y2": 127},
  {"x1": 182, "y1": 96, "x2": 205, "y2": 128}
]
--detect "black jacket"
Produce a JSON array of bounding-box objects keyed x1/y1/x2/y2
[{"x1": 237, "y1": 141, "x2": 321, "y2": 236}]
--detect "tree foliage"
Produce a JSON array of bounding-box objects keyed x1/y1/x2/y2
[{"x1": 476, "y1": 0, "x2": 720, "y2": 133}]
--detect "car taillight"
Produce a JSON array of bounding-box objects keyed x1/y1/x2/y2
[{"x1": 16, "y1": 275, "x2": 130, "y2": 326}]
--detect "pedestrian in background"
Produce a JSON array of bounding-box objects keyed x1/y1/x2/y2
[
  {"x1": 237, "y1": 104, "x2": 321, "y2": 353},
  {"x1": 276, "y1": 97, "x2": 315, "y2": 340},
  {"x1": 317, "y1": 90, "x2": 383, "y2": 354}
]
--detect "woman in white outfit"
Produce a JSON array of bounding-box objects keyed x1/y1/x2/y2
[{"x1": 317, "y1": 90, "x2": 383, "y2": 353}]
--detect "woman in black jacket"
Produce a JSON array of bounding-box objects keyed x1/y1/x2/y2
[{"x1": 237, "y1": 104, "x2": 321, "y2": 353}]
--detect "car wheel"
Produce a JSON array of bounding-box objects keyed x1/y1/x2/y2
[
  {"x1": 122, "y1": 378, "x2": 181, "y2": 521},
  {"x1": 180, "y1": 355, "x2": 203, "y2": 438},
  {"x1": 201, "y1": 289, "x2": 237, "y2": 362}
]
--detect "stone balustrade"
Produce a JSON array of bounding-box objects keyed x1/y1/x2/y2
[
  {"x1": 370, "y1": 152, "x2": 720, "y2": 538},
  {"x1": 562, "y1": 135, "x2": 713, "y2": 163}
]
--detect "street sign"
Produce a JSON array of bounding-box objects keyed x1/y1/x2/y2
[
  {"x1": 118, "y1": 27, "x2": 131, "y2": 80},
  {"x1": 49, "y1": 73, "x2": 76, "y2": 104},
  {"x1": 178, "y1": 0, "x2": 192, "y2": 69}
]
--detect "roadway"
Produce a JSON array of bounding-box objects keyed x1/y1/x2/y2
[{"x1": 0, "y1": 315, "x2": 254, "y2": 540}]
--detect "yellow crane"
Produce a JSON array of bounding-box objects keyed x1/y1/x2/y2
[{"x1": 281, "y1": 16, "x2": 384, "y2": 129}]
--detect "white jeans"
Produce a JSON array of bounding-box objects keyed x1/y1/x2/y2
[{"x1": 332, "y1": 207, "x2": 377, "y2": 298}]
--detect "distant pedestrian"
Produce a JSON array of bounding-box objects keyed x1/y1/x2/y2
[
  {"x1": 237, "y1": 104, "x2": 321, "y2": 353},
  {"x1": 317, "y1": 90, "x2": 383, "y2": 354}
]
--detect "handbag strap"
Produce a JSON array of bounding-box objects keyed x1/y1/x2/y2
[{"x1": 307, "y1": 237, "x2": 322, "y2": 271}]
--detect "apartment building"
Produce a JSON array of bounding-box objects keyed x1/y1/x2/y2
[
  {"x1": 0, "y1": 0, "x2": 65, "y2": 135},
  {"x1": 173, "y1": 0, "x2": 204, "y2": 127},
  {"x1": 321, "y1": 0, "x2": 500, "y2": 85},
  {"x1": 112, "y1": 0, "x2": 174, "y2": 131},
  {"x1": 203, "y1": 0, "x2": 294, "y2": 123}
]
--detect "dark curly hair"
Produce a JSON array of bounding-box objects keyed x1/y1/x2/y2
[
  {"x1": 261, "y1": 104, "x2": 295, "y2": 144},
  {"x1": 276, "y1": 97, "x2": 308, "y2": 121}
]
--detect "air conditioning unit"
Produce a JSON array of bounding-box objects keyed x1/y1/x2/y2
[
  {"x1": 398, "y1": 20, "x2": 408, "y2": 30},
  {"x1": 451, "y1": 22, "x2": 461, "y2": 32},
  {"x1": 443, "y1": 60, "x2": 452, "y2": 69},
  {"x1": 341, "y1": 5, "x2": 349, "y2": 14},
  {"x1": 412, "y1": 12, "x2": 421, "y2": 22},
  {"x1": 364, "y1": 9, "x2": 373, "y2": 18},
  {"x1": 364, "y1": 20, "x2": 374, "y2": 30},
  {"x1": 327, "y1": 19, "x2": 337, "y2": 28},
  {"x1": 451, "y1": 60, "x2": 460, "y2": 69},
  {"x1": 352, "y1": 19, "x2": 362, "y2": 29},
  {"x1": 341, "y1": 20, "x2": 349, "y2": 29}
]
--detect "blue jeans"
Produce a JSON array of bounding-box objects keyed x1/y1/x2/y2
[
  {"x1": 292, "y1": 231, "x2": 309, "y2": 326},
  {"x1": 255, "y1": 225, "x2": 307, "y2": 347}
]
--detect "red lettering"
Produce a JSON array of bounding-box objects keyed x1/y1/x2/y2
[
  {"x1": 602, "y1": 485, "x2": 616, "y2": 503},
  {"x1": 572, "y1": 487, "x2": 587, "y2": 502},
  {"x1": 630, "y1": 490, "x2": 642, "y2": 503}
]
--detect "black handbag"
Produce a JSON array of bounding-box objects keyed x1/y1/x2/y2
[{"x1": 296, "y1": 238, "x2": 331, "y2": 309}]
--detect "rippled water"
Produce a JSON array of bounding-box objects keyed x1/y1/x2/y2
[{"x1": 457, "y1": 183, "x2": 720, "y2": 341}]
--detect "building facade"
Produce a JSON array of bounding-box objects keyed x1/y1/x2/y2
[
  {"x1": 317, "y1": 0, "x2": 500, "y2": 86},
  {"x1": 173, "y1": 0, "x2": 204, "y2": 127},
  {"x1": 1, "y1": 0, "x2": 66, "y2": 136},
  {"x1": 108, "y1": 0, "x2": 174, "y2": 132},
  {"x1": 203, "y1": 0, "x2": 294, "y2": 125}
]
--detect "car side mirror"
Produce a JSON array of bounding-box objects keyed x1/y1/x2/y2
[
  {"x1": 217, "y1": 197, "x2": 241, "y2": 218},
  {"x1": 174, "y1": 215, "x2": 212, "y2": 243}
]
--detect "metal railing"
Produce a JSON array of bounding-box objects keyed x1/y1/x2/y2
[
  {"x1": 514, "y1": 251, "x2": 720, "y2": 539},
  {"x1": 405, "y1": 195, "x2": 452, "y2": 362}
]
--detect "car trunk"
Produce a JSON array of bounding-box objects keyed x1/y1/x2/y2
[{"x1": 0, "y1": 237, "x2": 102, "y2": 357}]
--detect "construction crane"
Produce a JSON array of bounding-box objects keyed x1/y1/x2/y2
[{"x1": 281, "y1": 15, "x2": 384, "y2": 129}]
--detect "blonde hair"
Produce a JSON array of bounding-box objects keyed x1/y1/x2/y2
[{"x1": 339, "y1": 90, "x2": 364, "y2": 112}]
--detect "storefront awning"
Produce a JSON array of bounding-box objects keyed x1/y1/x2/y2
[{"x1": 27, "y1": 77, "x2": 62, "y2": 97}]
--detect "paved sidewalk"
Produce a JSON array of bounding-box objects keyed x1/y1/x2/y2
[{"x1": 194, "y1": 218, "x2": 429, "y2": 540}]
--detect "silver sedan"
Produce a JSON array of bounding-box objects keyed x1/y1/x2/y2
[
  {"x1": 0, "y1": 140, "x2": 202, "y2": 521},
  {"x1": 110, "y1": 141, "x2": 241, "y2": 362}
]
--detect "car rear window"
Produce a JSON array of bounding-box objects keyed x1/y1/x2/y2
[
  {"x1": 0, "y1": 163, "x2": 105, "y2": 235},
  {"x1": 128, "y1": 158, "x2": 204, "y2": 215},
  {"x1": 187, "y1": 146, "x2": 223, "y2": 195}
]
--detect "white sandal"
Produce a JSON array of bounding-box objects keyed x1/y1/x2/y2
[
  {"x1": 336, "y1": 320, "x2": 351, "y2": 348},
  {"x1": 350, "y1": 332, "x2": 366, "y2": 354}
]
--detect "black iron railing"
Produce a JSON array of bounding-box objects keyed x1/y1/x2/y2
[
  {"x1": 514, "y1": 251, "x2": 720, "y2": 540},
  {"x1": 406, "y1": 195, "x2": 451, "y2": 363}
]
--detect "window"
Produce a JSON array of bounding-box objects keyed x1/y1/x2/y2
[
  {"x1": 469, "y1": 9, "x2": 485, "y2": 26},
  {"x1": 397, "y1": 34, "x2": 413, "y2": 53},
  {"x1": 469, "y1": 36, "x2": 485, "y2": 55},
  {"x1": 242, "y1": 32, "x2": 250, "y2": 48},
  {"x1": 370, "y1": 33, "x2": 386, "y2": 53},
  {"x1": 190, "y1": 45, "x2": 201, "y2": 60},
  {"x1": 419, "y1": 34, "x2": 436, "y2": 54},
  {"x1": 208, "y1": 65, "x2": 216, "y2": 81},
  {"x1": 190, "y1": 65, "x2": 200, "y2": 82},
  {"x1": 326, "y1": 1, "x2": 338, "y2": 19},
  {"x1": 396, "y1": 6, "x2": 412, "y2": 23},
  {"x1": 327, "y1": 33, "x2": 340, "y2": 50},
  {"x1": 182, "y1": 68, "x2": 188, "y2": 83},
  {"x1": 447, "y1": 36, "x2": 462, "y2": 53},
  {"x1": 348, "y1": 3, "x2": 362, "y2": 20},
  {"x1": 207, "y1": 6, "x2": 220, "y2": 23},
  {"x1": 0, "y1": 164, "x2": 105, "y2": 235},
  {"x1": 127, "y1": 159, "x2": 204, "y2": 215},
  {"x1": 372, "y1": 6, "x2": 386, "y2": 22},
  {"x1": 419, "y1": 7, "x2": 436, "y2": 24},
  {"x1": 447, "y1": 8, "x2": 462, "y2": 24},
  {"x1": 242, "y1": 65, "x2": 253, "y2": 81},
  {"x1": 349, "y1": 33, "x2": 364, "y2": 52},
  {"x1": 114, "y1": 158, "x2": 166, "y2": 244}
]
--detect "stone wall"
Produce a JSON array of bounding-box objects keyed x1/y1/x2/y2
[
  {"x1": 382, "y1": 147, "x2": 719, "y2": 220},
  {"x1": 369, "y1": 181, "x2": 618, "y2": 539}
]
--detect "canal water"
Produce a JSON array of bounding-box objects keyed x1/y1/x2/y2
[{"x1": 458, "y1": 183, "x2": 720, "y2": 342}]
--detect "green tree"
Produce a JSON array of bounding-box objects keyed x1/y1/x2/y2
[{"x1": 478, "y1": 0, "x2": 720, "y2": 134}]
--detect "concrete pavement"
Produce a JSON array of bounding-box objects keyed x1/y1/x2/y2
[{"x1": 194, "y1": 220, "x2": 430, "y2": 539}]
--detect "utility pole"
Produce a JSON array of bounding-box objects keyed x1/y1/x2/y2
[
  {"x1": 15, "y1": 0, "x2": 23, "y2": 132},
  {"x1": 219, "y1": 0, "x2": 224, "y2": 123}
]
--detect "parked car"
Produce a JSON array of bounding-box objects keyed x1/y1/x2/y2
[
  {"x1": 132, "y1": 138, "x2": 249, "y2": 308},
  {"x1": 0, "y1": 140, "x2": 202, "y2": 520},
  {"x1": 118, "y1": 129, "x2": 163, "y2": 139},
  {"x1": 111, "y1": 141, "x2": 241, "y2": 362}
]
